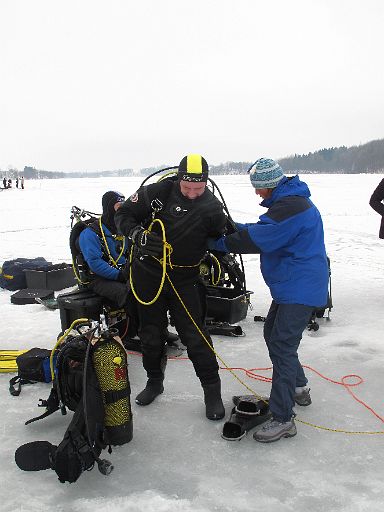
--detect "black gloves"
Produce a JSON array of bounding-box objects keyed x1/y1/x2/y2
[
  {"x1": 130, "y1": 226, "x2": 163, "y2": 257},
  {"x1": 117, "y1": 265, "x2": 130, "y2": 283}
]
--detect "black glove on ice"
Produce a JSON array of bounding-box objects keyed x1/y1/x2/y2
[{"x1": 130, "y1": 226, "x2": 163, "y2": 257}]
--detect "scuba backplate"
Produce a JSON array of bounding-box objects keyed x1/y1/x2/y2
[
  {"x1": 198, "y1": 251, "x2": 252, "y2": 336},
  {"x1": 15, "y1": 319, "x2": 133, "y2": 483},
  {"x1": 69, "y1": 206, "x2": 100, "y2": 286}
]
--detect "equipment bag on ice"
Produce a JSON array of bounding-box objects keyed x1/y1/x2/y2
[
  {"x1": 9, "y1": 348, "x2": 53, "y2": 396},
  {"x1": 15, "y1": 322, "x2": 133, "y2": 483},
  {"x1": 0, "y1": 257, "x2": 52, "y2": 291}
]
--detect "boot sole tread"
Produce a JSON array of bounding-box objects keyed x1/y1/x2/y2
[{"x1": 253, "y1": 430, "x2": 297, "y2": 443}]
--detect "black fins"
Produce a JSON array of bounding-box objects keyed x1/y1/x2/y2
[
  {"x1": 15, "y1": 441, "x2": 57, "y2": 472},
  {"x1": 222, "y1": 395, "x2": 271, "y2": 441},
  {"x1": 207, "y1": 322, "x2": 245, "y2": 337}
]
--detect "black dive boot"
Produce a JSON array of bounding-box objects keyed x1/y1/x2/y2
[
  {"x1": 137, "y1": 347, "x2": 167, "y2": 405},
  {"x1": 135, "y1": 378, "x2": 164, "y2": 406},
  {"x1": 203, "y1": 381, "x2": 225, "y2": 420},
  {"x1": 162, "y1": 329, "x2": 180, "y2": 347}
]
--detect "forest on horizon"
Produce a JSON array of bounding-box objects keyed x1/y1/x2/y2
[{"x1": 3, "y1": 138, "x2": 384, "y2": 179}]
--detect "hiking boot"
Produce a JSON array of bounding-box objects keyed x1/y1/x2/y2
[
  {"x1": 253, "y1": 417, "x2": 297, "y2": 443},
  {"x1": 203, "y1": 382, "x2": 225, "y2": 420},
  {"x1": 135, "y1": 379, "x2": 164, "y2": 406},
  {"x1": 294, "y1": 386, "x2": 312, "y2": 406}
]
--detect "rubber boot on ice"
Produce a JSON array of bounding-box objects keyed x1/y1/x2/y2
[
  {"x1": 203, "y1": 381, "x2": 225, "y2": 420},
  {"x1": 135, "y1": 378, "x2": 164, "y2": 406},
  {"x1": 162, "y1": 329, "x2": 180, "y2": 347},
  {"x1": 136, "y1": 347, "x2": 167, "y2": 406}
]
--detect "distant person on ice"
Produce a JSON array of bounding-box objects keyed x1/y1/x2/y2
[
  {"x1": 21, "y1": 176, "x2": 25, "y2": 189},
  {"x1": 115, "y1": 154, "x2": 228, "y2": 421},
  {"x1": 369, "y1": 177, "x2": 384, "y2": 239},
  {"x1": 2, "y1": 177, "x2": 6, "y2": 189},
  {"x1": 208, "y1": 158, "x2": 329, "y2": 443}
]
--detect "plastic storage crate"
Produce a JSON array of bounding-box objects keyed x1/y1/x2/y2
[
  {"x1": 206, "y1": 286, "x2": 252, "y2": 324},
  {"x1": 25, "y1": 265, "x2": 76, "y2": 291},
  {"x1": 57, "y1": 288, "x2": 104, "y2": 332}
]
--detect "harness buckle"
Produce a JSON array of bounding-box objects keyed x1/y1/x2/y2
[{"x1": 151, "y1": 198, "x2": 163, "y2": 213}]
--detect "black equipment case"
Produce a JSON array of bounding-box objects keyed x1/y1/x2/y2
[
  {"x1": 206, "y1": 286, "x2": 252, "y2": 324},
  {"x1": 11, "y1": 289, "x2": 55, "y2": 305},
  {"x1": 24, "y1": 264, "x2": 76, "y2": 291},
  {"x1": 57, "y1": 288, "x2": 104, "y2": 332}
]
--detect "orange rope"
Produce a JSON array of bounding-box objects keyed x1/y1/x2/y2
[
  {"x1": 225, "y1": 363, "x2": 384, "y2": 424},
  {"x1": 126, "y1": 350, "x2": 384, "y2": 424}
]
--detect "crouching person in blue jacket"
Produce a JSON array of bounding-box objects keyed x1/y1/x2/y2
[{"x1": 208, "y1": 158, "x2": 329, "y2": 443}]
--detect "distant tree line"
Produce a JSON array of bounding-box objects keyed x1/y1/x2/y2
[
  {"x1": 278, "y1": 138, "x2": 384, "y2": 173},
  {"x1": 137, "y1": 161, "x2": 251, "y2": 176},
  {"x1": 2, "y1": 138, "x2": 383, "y2": 179},
  {"x1": 209, "y1": 161, "x2": 251, "y2": 175},
  {"x1": 5, "y1": 167, "x2": 135, "y2": 179},
  {"x1": 208, "y1": 138, "x2": 384, "y2": 175}
]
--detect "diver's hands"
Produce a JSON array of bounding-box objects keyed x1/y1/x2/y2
[{"x1": 130, "y1": 226, "x2": 163, "y2": 257}]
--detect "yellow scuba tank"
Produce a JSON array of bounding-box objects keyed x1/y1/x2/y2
[{"x1": 92, "y1": 333, "x2": 133, "y2": 446}]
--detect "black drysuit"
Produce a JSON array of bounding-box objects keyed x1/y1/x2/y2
[
  {"x1": 115, "y1": 179, "x2": 227, "y2": 385},
  {"x1": 369, "y1": 177, "x2": 384, "y2": 239}
]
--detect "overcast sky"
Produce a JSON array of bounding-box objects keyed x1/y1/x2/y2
[{"x1": 1, "y1": 0, "x2": 383, "y2": 172}]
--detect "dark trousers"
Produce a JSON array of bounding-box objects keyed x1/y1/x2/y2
[
  {"x1": 89, "y1": 276, "x2": 129, "y2": 308},
  {"x1": 88, "y1": 276, "x2": 138, "y2": 337},
  {"x1": 135, "y1": 276, "x2": 219, "y2": 386},
  {"x1": 263, "y1": 301, "x2": 313, "y2": 422}
]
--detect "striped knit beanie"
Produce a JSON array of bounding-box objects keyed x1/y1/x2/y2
[{"x1": 249, "y1": 158, "x2": 285, "y2": 189}]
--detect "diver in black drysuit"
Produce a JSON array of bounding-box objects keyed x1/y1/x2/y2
[{"x1": 115, "y1": 154, "x2": 228, "y2": 420}]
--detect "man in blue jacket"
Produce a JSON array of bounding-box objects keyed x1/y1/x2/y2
[
  {"x1": 79, "y1": 190, "x2": 130, "y2": 307},
  {"x1": 209, "y1": 158, "x2": 329, "y2": 442}
]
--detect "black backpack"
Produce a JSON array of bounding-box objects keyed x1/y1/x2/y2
[
  {"x1": 69, "y1": 210, "x2": 116, "y2": 285},
  {"x1": 69, "y1": 216, "x2": 99, "y2": 285},
  {"x1": 9, "y1": 348, "x2": 53, "y2": 396}
]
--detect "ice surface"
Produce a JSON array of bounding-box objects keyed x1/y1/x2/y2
[{"x1": 1, "y1": 174, "x2": 383, "y2": 512}]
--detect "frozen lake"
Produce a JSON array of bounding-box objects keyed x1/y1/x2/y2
[{"x1": 1, "y1": 173, "x2": 383, "y2": 512}]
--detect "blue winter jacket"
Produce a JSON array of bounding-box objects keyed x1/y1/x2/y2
[
  {"x1": 210, "y1": 176, "x2": 329, "y2": 307},
  {"x1": 78, "y1": 224, "x2": 126, "y2": 281}
]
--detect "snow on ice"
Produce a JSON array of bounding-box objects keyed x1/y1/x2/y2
[{"x1": 0, "y1": 174, "x2": 383, "y2": 512}]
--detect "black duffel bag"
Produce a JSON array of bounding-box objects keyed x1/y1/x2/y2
[
  {"x1": 9, "y1": 348, "x2": 53, "y2": 396},
  {"x1": 0, "y1": 257, "x2": 52, "y2": 291}
]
